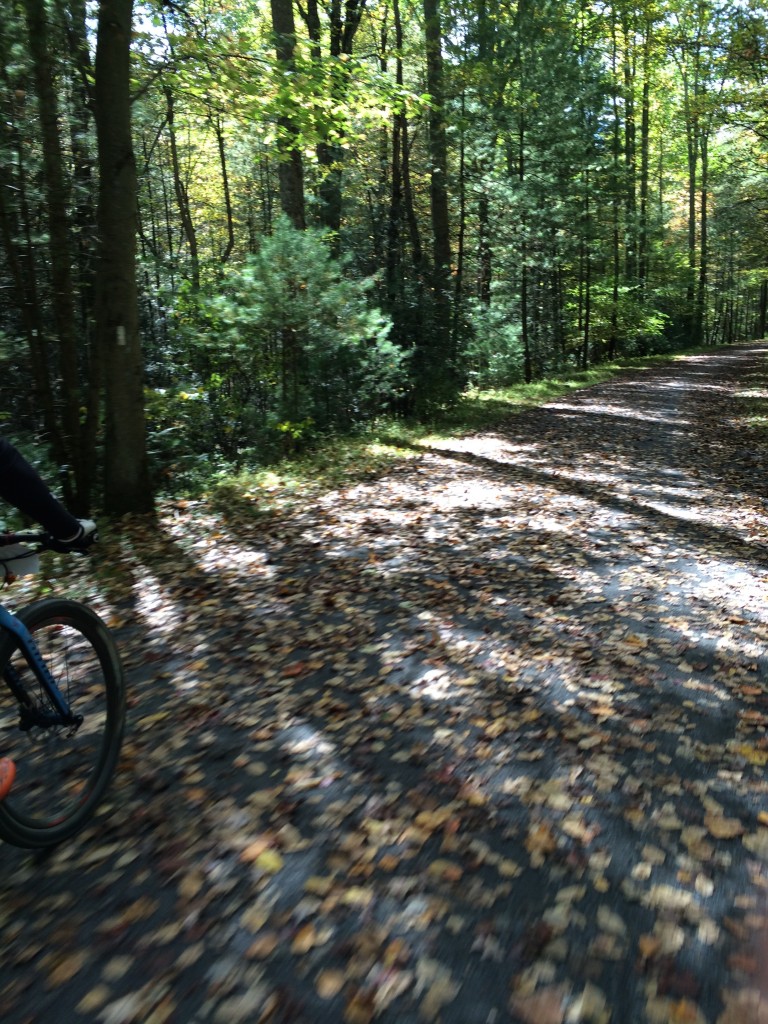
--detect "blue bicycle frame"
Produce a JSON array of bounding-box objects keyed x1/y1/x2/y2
[{"x1": 0, "y1": 604, "x2": 81, "y2": 731}]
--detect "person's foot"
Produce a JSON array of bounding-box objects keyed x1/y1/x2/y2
[{"x1": 0, "y1": 758, "x2": 15, "y2": 800}]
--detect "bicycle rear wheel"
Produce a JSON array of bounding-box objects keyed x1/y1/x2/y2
[{"x1": 0, "y1": 598, "x2": 125, "y2": 848}]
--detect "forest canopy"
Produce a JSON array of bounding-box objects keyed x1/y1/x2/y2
[{"x1": 1, "y1": 0, "x2": 767, "y2": 513}]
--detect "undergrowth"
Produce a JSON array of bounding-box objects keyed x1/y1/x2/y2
[{"x1": 205, "y1": 347, "x2": 714, "y2": 519}]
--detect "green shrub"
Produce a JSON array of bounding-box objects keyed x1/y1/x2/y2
[{"x1": 151, "y1": 217, "x2": 408, "y2": 486}]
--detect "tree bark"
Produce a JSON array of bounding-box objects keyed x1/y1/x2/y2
[
  {"x1": 164, "y1": 84, "x2": 200, "y2": 289},
  {"x1": 422, "y1": 0, "x2": 453, "y2": 389},
  {"x1": 213, "y1": 112, "x2": 235, "y2": 263},
  {"x1": 301, "y1": 0, "x2": 366, "y2": 248},
  {"x1": 25, "y1": 0, "x2": 90, "y2": 509},
  {"x1": 270, "y1": 0, "x2": 306, "y2": 230},
  {"x1": 696, "y1": 128, "x2": 709, "y2": 344},
  {"x1": 94, "y1": 0, "x2": 152, "y2": 514},
  {"x1": 423, "y1": 0, "x2": 451, "y2": 285}
]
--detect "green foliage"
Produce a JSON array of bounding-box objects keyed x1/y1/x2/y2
[
  {"x1": 464, "y1": 302, "x2": 525, "y2": 388},
  {"x1": 148, "y1": 217, "x2": 407, "y2": 488},
  {"x1": 581, "y1": 284, "x2": 670, "y2": 359}
]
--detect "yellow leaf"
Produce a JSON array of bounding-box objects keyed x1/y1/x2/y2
[
  {"x1": 255, "y1": 849, "x2": 284, "y2": 873},
  {"x1": 415, "y1": 808, "x2": 453, "y2": 830},
  {"x1": 498, "y1": 857, "x2": 522, "y2": 878},
  {"x1": 341, "y1": 886, "x2": 374, "y2": 907},
  {"x1": 76, "y1": 986, "x2": 110, "y2": 1013},
  {"x1": 316, "y1": 969, "x2": 346, "y2": 999},
  {"x1": 704, "y1": 814, "x2": 744, "y2": 840},
  {"x1": 426, "y1": 859, "x2": 463, "y2": 882},
  {"x1": 304, "y1": 875, "x2": 335, "y2": 896},
  {"x1": 733, "y1": 744, "x2": 768, "y2": 766},
  {"x1": 671, "y1": 998, "x2": 705, "y2": 1023},
  {"x1": 525, "y1": 822, "x2": 556, "y2": 857}
]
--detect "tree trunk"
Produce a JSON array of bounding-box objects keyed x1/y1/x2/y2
[
  {"x1": 213, "y1": 112, "x2": 235, "y2": 263},
  {"x1": 621, "y1": 11, "x2": 637, "y2": 283},
  {"x1": 25, "y1": 0, "x2": 90, "y2": 510},
  {"x1": 421, "y1": 0, "x2": 458, "y2": 405},
  {"x1": 609, "y1": 13, "x2": 621, "y2": 360},
  {"x1": 94, "y1": 0, "x2": 152, "y2": 514},
  {"x1": 423, "y1": 0, "x2": 451, "y2": 287},
  {"x1": 385, "y1": 0, "x2": 403, "y2": 306},
  {"x1": 696, "y1": 128, "x2": 708, "y2": 345},
  {"x1": 477, "y1": 194, "x2": 492, "y2": 305},
  {"x1": 639, "y1": 17, "x2": 652, "y2": 289},
  {"x1": 0, "y1": 48, "x2": 62, "y2": 452},
  {"x1": 164, "y1": 84, "x2": 200, "y2": 289},
  {"x1": 453, "y1": 92, "x2": 466, "y2": 351},
  {"x1": 60, "y1": 0, "x2": 101, "y2": 478},
  {"x1": 270, "y1": 0, "x2": 306, "y2": 230}
]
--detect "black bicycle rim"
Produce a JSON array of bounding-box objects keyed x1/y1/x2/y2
[{"x1": 0, "y1": 598, "x2": 125, "y2": 848}]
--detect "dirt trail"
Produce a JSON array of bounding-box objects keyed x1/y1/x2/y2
[{"x1": 1, "y1": 345, "x2": 768, "y2": 1024}]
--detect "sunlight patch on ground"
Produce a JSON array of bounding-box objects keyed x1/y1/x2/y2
[
  {"x1": 691, "y1": 559, "x2": 768, "y2": 624},
  {"x1": 281, "y1": 722, "x2": 336, "y2": 759},
  {"x1": 547, "y1": 400, "x2": 691, "y2": 426},
  {"x1": 421, "y1": 436, "x2": 538, "y2": 458},
  {"x1": 198, "y1": 544, "x2": 275, "y2": 579},
  {"x1": 642, "y1": 499, "x2": 710, "y2": 521},
  {"x1": 409, "y1": 666, "x2": 455, "y2": 702},
  {"x1": 134, "y1": 571, "x2": 184, "y2": 635}
]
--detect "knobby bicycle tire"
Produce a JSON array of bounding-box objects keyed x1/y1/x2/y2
[{"x1": 0, "y1": 598, "x2": 125, "y2": 848}]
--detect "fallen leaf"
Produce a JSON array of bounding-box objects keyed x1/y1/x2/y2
[
  {"x1": 705, "y1": 814, "x2": 745, "y2": 840},
  {"x1": 316, "y1": 970, "x2": 346, "y2": 999},
  {"x1": 511, "y1": 983, "x2": 569, "y2": 1024}
]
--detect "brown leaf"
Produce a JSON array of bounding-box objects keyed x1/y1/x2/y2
[
  {"x1": 510, "y1": 983, "x2": 568, "y2": 1024},
  {"x1": 246, "y1": 933, "x2": 280, "y2": 959},
  {"x1": 525, "y1": 822, "x2": 557, "y2": 864},
  {"x1": 716, "y1": 988, "x2": 768, "y2": 1024}
]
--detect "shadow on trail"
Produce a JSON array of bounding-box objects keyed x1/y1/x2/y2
[{"x1": 2, "y1": 346, "x2": 768, "y2": 1023}]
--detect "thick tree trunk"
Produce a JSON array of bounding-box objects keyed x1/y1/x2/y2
[
  {"x1": 25, "y1": 0, "x2": 90, "y2": 510},
  {"x1": 94, "y1": 0, "x2": 152, "y2": 514},
  {"x1": 270, "y1": 0, "x2": 306, "y2": 230}
]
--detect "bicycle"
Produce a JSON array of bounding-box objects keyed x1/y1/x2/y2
[{"x1": 0, "y1": 530, "x2": 125, "y2": 848}]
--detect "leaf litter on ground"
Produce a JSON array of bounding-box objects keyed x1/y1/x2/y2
[{"x1": 1, "y1": 346, "x2": 768, "y2": 1023}]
